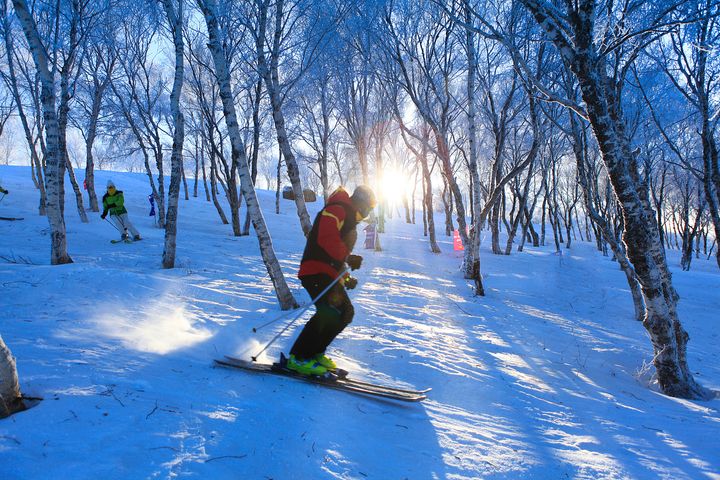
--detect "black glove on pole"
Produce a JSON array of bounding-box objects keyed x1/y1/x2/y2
[{"x1": 347, "y1": 254, "x2": 363, "y2": 270}]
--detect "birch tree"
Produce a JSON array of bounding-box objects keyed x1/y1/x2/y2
[
  {"x1": 335, "y1": 14, "x2": 375, "y2": 186},
  {"x1": 516, "y1": 0, "x2": 708, "y2": 398},
  {"x1": 253, "y1": 0, "x2": 314, "y2": 235},
  {"x1": 160, "y1": 0, "x2": 185, "y2": 269},
  {"x1": 184, "y1": 32, "x2": 231, "y2": 225},
  {"x1": 197, "y1": 0, "x2": 297, "y2": 309},
  {"x1": 296, "y1": 68, "x2": 337, "y2": 201},
  {"x1": 109, "y1": 14, "x2": 167, "y2": 228},
  {"x1": 73, "y1": 35, "x2": 116, "y2": 213},
  {"x1": 569, "y1": 110, "x2": 646, "y2": 322},
  {"x1": 12, "y1": 0, "x2": 73, "y2": 264},
  {"x1": 644, "y1": 1, "x2": 720, "y2": 269},
  {"x1": 1, "y1": 0, "x2": 46, "y2": 215},
  {"x1": 0, "y1": 334, "x2": 23, "y2": 418},
  {"x1": 391, "y1": 1, "x2": 538, "y2": 294},
  {"x1": 384, "y1": 1, "x2": 471, "y2": 251},
  {"x1": 54, "y1": 0, "x2": 90, "y2": 225}
]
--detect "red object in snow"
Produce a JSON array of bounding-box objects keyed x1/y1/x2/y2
[{"x1": 453, "y1": 230, "x2": 464, "y2": 251}]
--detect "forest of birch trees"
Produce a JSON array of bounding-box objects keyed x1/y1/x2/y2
[{"x1": 1, "y1": 0, "x2": 718, "y2": 414}]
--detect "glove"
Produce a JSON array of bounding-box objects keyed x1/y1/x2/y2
[
  {"x1": 347, "y1": 254, "x2": 363, "y2": 271},
  {"x1": 101, "y1": 212, "x2": 107, "y2": 219},
  {"x1": 344, "y1": 276, "x2": 358, "y2": 290},
  {"x1": 1, "y1": 189, "x2": 7, "y2": 194}
]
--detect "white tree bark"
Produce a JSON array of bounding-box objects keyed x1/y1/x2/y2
[
  {"x1": 0, "y1": 334, "x2": 23, "y2": 418},
  {"x1": 1, "y1": 0, "x2": 47, "y2": 215},
  {"x1": 198, "y1": 0, "x2": 297, "y2": 309},
  {"x1": 80, "y1": 47, "x2": 115, "y2": 213},
  {"x1": 462, "y1": 1, "x2": 485, "y2": 295},
  {"x1": 12, "y1": 0, "x2": 72, "y2": 265},
  {"x1": 519, "y1": 0, "x2": 707, "y2": 399},
  {"x1": 570, "y1": 113, "x2": 646, "y2": 322},
  {"x1": 256, "y1": 0, "x2": 312, "y2": 236},
  {"x1": 111, "y1": 21, "x2": 168, "y2": 228},
  {"x1": 161, "y1": 0, "x2": 185, "y2": 269},
  {"x1": 56, "y1": 1, "x2": 88, "y2": 225}
]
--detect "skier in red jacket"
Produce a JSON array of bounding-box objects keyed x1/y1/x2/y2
[{"x1": 287, "y1": 185, "x2": 376, "y2": 375}]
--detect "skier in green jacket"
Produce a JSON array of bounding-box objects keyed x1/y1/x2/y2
[{"x1": 101, "y1": 180, "x2": 142, "y2": 241}]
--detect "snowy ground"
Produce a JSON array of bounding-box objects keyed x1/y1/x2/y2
[{"x1": 0, "y1": 165, "x2": 718, "y2": 480}]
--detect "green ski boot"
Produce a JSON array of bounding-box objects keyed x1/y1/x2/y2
[
  {"x1": 286, "y1": 354, "x2": 328, "y2": 376},
  {"x1": 314, "y1": 353, "x2": 337, "y2": 370}
]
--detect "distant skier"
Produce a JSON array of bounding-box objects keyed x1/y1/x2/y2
[
  {"x1": 101, "y1": 180, "x2": 142, "y2": 241},
  {"x1": 287, "y1": 185, "x2": 377, "y2": 375}
]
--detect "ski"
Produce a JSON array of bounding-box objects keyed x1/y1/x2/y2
[
  {"x1": 110, "y1": 238, "x2": 133, "y2": 244},
  {"x1": 0, "y1": 216, "x2": 24, "y2": 221},
  {"x1": 215, "y1": 356, "x2": 428, "y2": 402},
  {"x1": 215, "y1": 357, "x2": 427, "y2": 402},
  {"x1": 240, "y1": 354, "x2": 430, "y2": 395}
]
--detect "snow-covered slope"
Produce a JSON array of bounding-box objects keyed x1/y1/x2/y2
[{"x1": 0, "y1": 165, "x2": 718, "y2": 479}]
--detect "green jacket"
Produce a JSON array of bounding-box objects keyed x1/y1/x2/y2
[{"x1": 102, "y1": 190, "x2": 128, "y2": 216}]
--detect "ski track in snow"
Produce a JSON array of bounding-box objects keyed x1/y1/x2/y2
[{"x1": 0, "y1": 165, "x2": 718, "y2": 480}]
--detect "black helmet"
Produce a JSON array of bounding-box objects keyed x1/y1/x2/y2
[{"x1": 351, "y1": 185, "x2": 376, "y2": 218}]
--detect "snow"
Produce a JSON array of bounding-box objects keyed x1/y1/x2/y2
[{"x1": 0, "y1": 165, "x2": 718, "y2": 479}]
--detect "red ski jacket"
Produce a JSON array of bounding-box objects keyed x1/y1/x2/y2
[{"x1": 298, "y1": 187, "x2": 359, "y2": 279}]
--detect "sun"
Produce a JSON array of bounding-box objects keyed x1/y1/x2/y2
[{"x1": 378, "y1": 167, "x2": 412, "y2": 207}]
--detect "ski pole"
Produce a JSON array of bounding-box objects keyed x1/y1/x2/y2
[
  {"x1": 0, "y1": 193, "x2": 5, "y2": 204},
  {"x1": 105, "y1": 217, "x2": 122, "y2": 233},
  {"x1": 251, "y1": 266, "x2": 350, "y2": 333},
  {"x1": 250, "y1": 267, "x2": 349, "y2": 362}
]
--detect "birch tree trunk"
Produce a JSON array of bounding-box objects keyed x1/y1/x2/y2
[
  {"x1": 193, "y1": 137, "x2": 199, "y2": 198},
  {"x1": 0, "y1": 334, "x2": 24, "y2": 418},
  {"x1": 198, "y1": 0, "x2": 297, "y2": 309},
  {"x1": 201, "y1": 145, "x2": 210, "y2": 201},
  {"x1": 161, "y1": 0, "x2": 185, "y2": 269},
  {"x1": 2, "y1": 0, "x2": 46, "y2": 215},
  {"x1": 108, "y1": 79, "x2": 165, "y2": 228},
  {"x1": 243, "y1": 79, "x2": 263, "y2": 235},
  {"x1": 374, "y1": 126, "x2": 387, "y2": 234},
  {"x1": 181, "y1": 162, "x2": 189, "y2": 201},
  {"x1": 570, "y1": 113, "x2": 645, "y2": 322},
  {"x1": 207, "y1": 140, "x2": 229, "y2": 224},
  {"x1": 84, "y1": 82, "x2": 105, "y2": 212},
  {"x1": 256, "y1": 0, "x2": 312, "y2": 236},
  {"x1": 462, "y1": 1, "x2": 485, "y2": 294},
  {"x1": 65, "y1": 159, "x2": 88, "y2": 222},
  {"x1": 56, "y1": 4, "x2": 87, "y2": 224},
  {"x1": 13, "y1": 0, "x2": 72, "y2": 264},
  {"x1": 319, "y1": 83, "x2": 331, "y2": 202},
  {"x1": 645, "y1": 0, "x2": 720, "y2": 270},
  {"x1": 505, "y1": 167, "x2": 535, "y2": 255},
  {"x1": 520, "y1": 0, "x2": 706, "y2": 399}
]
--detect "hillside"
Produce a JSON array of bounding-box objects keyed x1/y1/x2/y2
[{"x1": 0, "y1": 165, "x2": 718, "y2": 479}]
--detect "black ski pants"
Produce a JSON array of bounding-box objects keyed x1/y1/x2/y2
[{"x1": 289, "y1": 273, "x2": 354, "y2": 360}]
